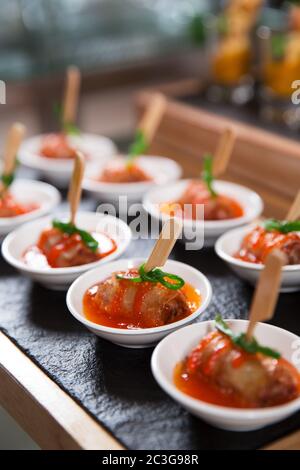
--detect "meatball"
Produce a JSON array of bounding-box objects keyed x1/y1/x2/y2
[
  {"x1": 94, "y1": 273, "x2": 190, "y2": 328},
  {"x1": 99, "y1": 160, "x2": 151, "y2": 183},
  {"x1": 177, "y1": 181, "x2": 243, "y2": 220},
  {"x1": 37, "y1": 228, "x2": 99, "y2": 268},
  {"x1": 236, "y1": 226, "x2": 300, "y2": 265},
  {"x1": 185, "y1": 331, "x2": 299, "y2": 407},
  {"x1": 40, "y1": 133, "x2": 77, "y2": 159}
]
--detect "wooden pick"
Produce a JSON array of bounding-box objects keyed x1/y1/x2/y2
[
  {"x1": 213, "y1": 127, "x2": 236, "y2": 177},
  {"x1": 138, "y1": 92, "x2": 167, "y2": 145},
  {"x1": 246, "y1": 249, "x2": 287, "y2": 340},
  {"x1": 62, "y1": 66, "x2": 81, "y2": 127},
  {"x1": 144, "y1": 218, "x2": 182, "y2": 272},
  {"x1": 3, "y1": 123, "x2": 26, "y2": 175},
  {"x1": 285, "y1": 190, "x2": 300, "y2": 221},
  {"x1": 68, "y1": 150, "x2": 85, "y2": 225}
]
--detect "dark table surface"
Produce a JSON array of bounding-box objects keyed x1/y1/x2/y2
[{"x1": 0, "y1": 181, "x2": 300, "y2": 450}]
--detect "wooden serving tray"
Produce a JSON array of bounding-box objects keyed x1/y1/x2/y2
[
  {"x1": 0, "y1": 86, "x2": 300, "y2": 450},
  {"x1": 137, "y1": 79, "x2": 300, "y2": 219},
  {"x1": 1, "y1": 230, "x2": 300, "y2": 451}
]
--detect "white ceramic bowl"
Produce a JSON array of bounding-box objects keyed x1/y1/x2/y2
[
  {"x1": 2, "y1": 212, "x2": 132, "y2": 290},
  {"x1": 215, "y1": 224, "x2": 300, "y2": 292},
  {"x1": 82, "y1": 156, "x2": 182, "y2": 204},
  {"x1": 143, "y1": 180, "x2": 263, "y2": 247},
  {"x1": 19, "y1": 133, "x2": 117, "y2": 187},
  {"x1": 66, "y1": 258, "x2": 212, "y2": 348},
  {"x1": 151, "y1": 320, "x2": 300, "y2": 431},
  {"x1": 0, "y1": 179, "x2": 61, "y2": 238}
]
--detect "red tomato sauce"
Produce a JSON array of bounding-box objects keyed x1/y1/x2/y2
[
  {"x1": 24, "y1": 228, "x2": 117, "y2": 268},
  {"x1": 235, "y1": 226, "x2": 300, "y2": 264},
  {"x1": 99, "y1": 161, "x2": 152, "y2": 183},
  {"x1": 40, "y1": 133, "x2": 78, "y2": 159},
  {"x1": 0, "y1": 193, "x2": 38, "y2": 218},
  {"x1": 174, "y1": 331, "x2": 300, "y2": 408},
  {"x1": 160, "y1": 181, "x2": 244, "y2": 221},
  {"x1": 175, "y1": 363, "x2": 253, "y2": 408}
]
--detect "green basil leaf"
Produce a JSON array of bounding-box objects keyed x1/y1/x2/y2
[
  {"x1": 255, "y1": 344, "x2": 282, "y2": 359},
  {"x1": 155, "y1": 271, "x2": 185, "y2": 290},
  {"x1": 53, "y1": 219, "x2": 75, "y2": 235},
  {"x1": 53, "y1": 101, "x2": 81, "y2": 135},
  {"x1": 76, "y1": 227, "x2": 99, "y2": 251},
  {"x1": 127, "y1": 130, "x2": 148, "y2": 162},
  {"x1": 215, "y1": 315, "x2": 281, "y2": 359},
  {"x1": 264, "y1": 219, "x2": 300, "y2": 234},
  {"x1": 1, "y1": 173, "x2": 14, "y2": 188},
  {"x1": 52, "y1": 219, "x2": 99, "y2": 252},
  {"x1": 215, "y1": 314, "x2": 235, "y2": 338},
  {"x1": 138, "y1": 263, "x2": 160, "y2": 283},
  {"x1": 63, "y1": 122, "x2": 81, "y2": 136},
  {"x1": 115, "y1": 263, "x2": 185, "y2": 290},
  {"x1": 202, "y1": 153, "x2": 218, "y2": 198}
]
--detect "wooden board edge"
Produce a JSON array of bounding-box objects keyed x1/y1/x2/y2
[
  {"x1": 135, "y1": 84, "x2": 300, "y2": 213},
  {"x1": 1, "y1": 331, "x2": 299, "y2": 451},
  {"x1": 262, "y1": 430, "x2": 300, "y2": 450},
  {"x1": 136, "y1": 87, "x2": 300, "y2": 157},
  {"x1": 0, "y1": 331, "x2": 124, "y2": 450},
  {"x1": 137, "y1": 78, "x2": 205, "y2": 97}
]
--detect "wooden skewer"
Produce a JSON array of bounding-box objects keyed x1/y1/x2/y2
[
  {"x1": 68, "y1": 150, "x2": 85, "y2": 225},
  {"x1": 285, "y1": 190, "x2": 300, "y2": 221},
  {"x1": 138, "y1": 92, "x2": 167, "y2": 145},
  {"x1": 246, "y1": 249, "x2": 287, "y2": 340},
  {"x1": 213, "y1": 127, "x2": 236, "y2": 177},
  {"x1": 3, "y1": 123, "x2": 26, "y2": 176},
  {"x1": 144, "y1": 218, "x2": 182, "y2": 272},
  {"x1": 62, "y1": 66, "x2": 81, "y2": 127}
]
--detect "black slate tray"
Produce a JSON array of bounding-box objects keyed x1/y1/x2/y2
[{"x1": 0, "y1": 188, "x2": 300, "y2": 450}]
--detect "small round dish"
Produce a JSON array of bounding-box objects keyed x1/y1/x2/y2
[
  {"x1": 143, "y1": 180, "x2": 263, "y2": 247},
  {"x1": 0, "y1": 179, "x2": 61, "y2": 238},
  {"x1": 2, "y1": 212, "x2": 132, "y2": 290},
  {"x1": 66, "y1": 258, "x2": 212, "y2": 348},
  {"x1": 19, "y1": 133, "x2": 117, "y2": 187},
  {"x1": 151, "y1": 320, "x2": 300, "y2": 431},
  {"x1": 215, "y1": 224, "x2": 300, "y2": 292},
  {"x1": 82, "y1": 156, "x2": 182, "y2": 204}
]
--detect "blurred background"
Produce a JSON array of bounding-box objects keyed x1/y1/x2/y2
[
  {"x1": 2, "y1": 0, "x2": 300, "y2": 149},
  {"x1": 1, "y1": 0, "x2": 300, "y2": 449},
  {"x1": 0, "y1": 0, "x2": 210, "y2": 146}
]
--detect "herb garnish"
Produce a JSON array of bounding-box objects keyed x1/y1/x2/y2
[
  {"x1": 52, "y1": 219, "x2": 98, "y2": 252},
  {"x1": 63, "y1": 122, "x2": 81, "y2": 136},
  {"x1": 1, "y1": 172, "x2": 14, "y2": 189},
  {"x1": 127, "y1": 130, "x2": 148, "y2": 166},
  {"x1": 264, "y1": 219, "x2": 300, "y2": 234},
  {"x1": 53, "y1": 102, "x2": 81, "y2": 136},
  {"x1": 215, "y1": 315, "x2": 281, "y2": 359},
  {"x1": 202, "y1": 154, "x2": 218, "y2": 198},
  {"x1": 116, "y1": 263, "x2": 185, "y2": 290}
]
